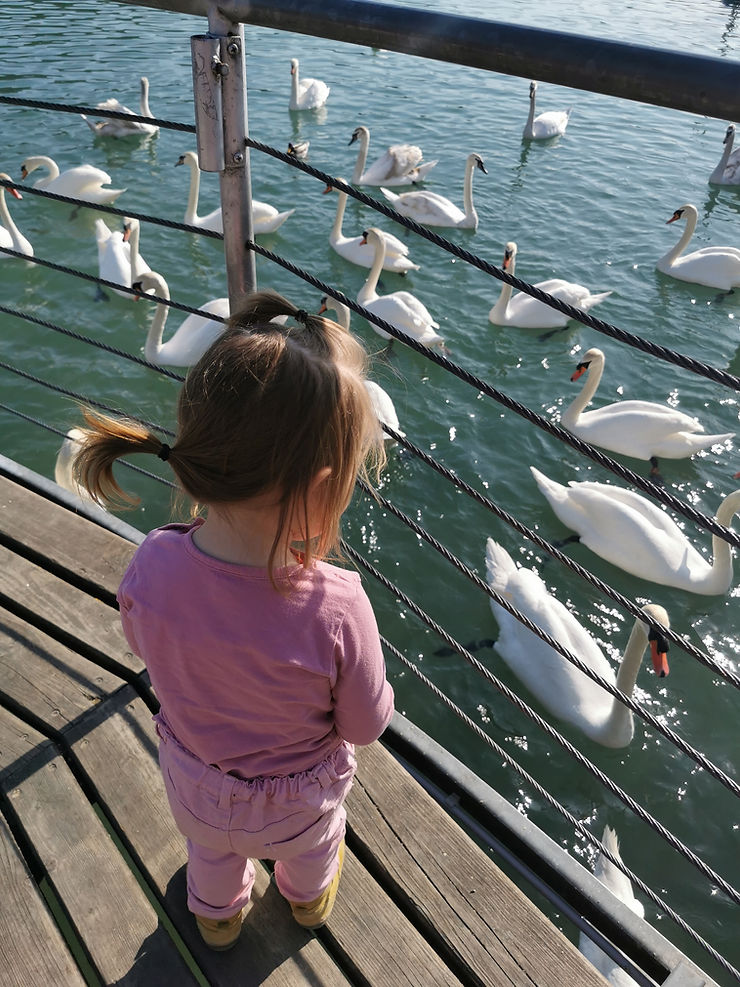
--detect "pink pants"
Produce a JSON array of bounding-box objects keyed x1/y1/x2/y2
[{"x1": 155, "y1": 716, "x2": 356, "y2": 919}]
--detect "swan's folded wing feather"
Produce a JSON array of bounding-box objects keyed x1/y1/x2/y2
[{"x1": 95, "y1": 98, "x2": 136, "y2": 116}]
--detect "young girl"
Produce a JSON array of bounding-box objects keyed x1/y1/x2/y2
[{"x1": 73, "y1": 290, "x2": 395, "y2": 951}]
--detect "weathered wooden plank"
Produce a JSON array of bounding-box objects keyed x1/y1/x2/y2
[
  {"x1": 329, "y1": 847, "x2": 463, "y2": 986},
  {"x1": 0, "y1": 475, "x2": 136, "y2": 597},
  {"x1": 1, "y1": 719, "x2": 197, "y2": 985},
  {"x1": 0, "y1": 544, "x2": 143, "y2": 677},
  {"x1": 66, "y1": 688, "x2": 353, "y2": 987},
  {"x1": 0, "y1": 811, "x2": 87, "y2": 987},
  {"x1": 0, "y1": 702, "x2": 52, "y2": 783},
  {"x1": 349, "y1": 742, "x2": 609, "y2": 987},
  {"x1": 0, "y1": 606, "x2": 126, "y2": 733}
]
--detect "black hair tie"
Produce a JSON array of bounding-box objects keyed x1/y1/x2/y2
[
  {"x1": 295, "y1": 309, "x2": 308, "y2": 325},
  {"x1": 157, "y1": 443, "x2": 171, "y2": 462}
]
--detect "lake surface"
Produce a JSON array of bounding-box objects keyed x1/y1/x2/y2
[{"x1": 1, "y1": 0, "x2": 739, "y2": 980}]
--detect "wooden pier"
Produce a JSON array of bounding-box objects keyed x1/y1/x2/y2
[{"x1": 0, "y1": 471, "x2": 611, "y2": 986}]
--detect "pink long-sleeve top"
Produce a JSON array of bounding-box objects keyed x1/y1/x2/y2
[{"x1": 117, "y1": 520, "x2": 394, "y2": 778}]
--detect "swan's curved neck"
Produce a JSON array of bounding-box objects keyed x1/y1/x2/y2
[
  {"x1": 351, "y1": 132, "x2": 369, "y2": 184},
  {"x1": 462, "y1": 157, "x2": 478, "y2": 223},
  {"x1": 144, "y1": 281, "x2": 171, "y2": 362},
  {"x1": 331, "y1": 189, "x2": 348, "y2": 239},
  {"x1": 489, "y1": 254, "x2": 515, "y2": 322},
  {"x1": 140, "y1": 79, "x2": 152, "y2": 118},
  {"x1": 128, "y1": 223, "x2": 141, "y2": 280},
  {"x1": 358, "y1": 236, "x2": 384, "y2": 304},
  {"x1": 0, "y1": 189, "x2": 19, "y2": 240},
  {"x1": 185, "y1": 157, "x2": 201, "y2": 224},
  {"x1": 290, "y1": 68, "x2": 299, "y2": 105},
  {"x1": 665, "y1": 207, "x2": 698, "y2": 265},
  {"x1": 709, "y1": 489, "x2": 740, "y2": 587},
  {"x1": 593, "y1": 619, "x2": 649, "y2": 744},
  {"x1": 710, "y1": 132, "x2": 735, "y2": 182},
  {"x1": 561, "y1": 353, "x2": 605, "y2": 428},
  {"x1": 525, "y1": 93, "x2": 536, "y2": 131}
]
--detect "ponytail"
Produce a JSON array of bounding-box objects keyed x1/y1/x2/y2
[{"x1": 73, "y1": 408, "x2": 170, "y2": 508}]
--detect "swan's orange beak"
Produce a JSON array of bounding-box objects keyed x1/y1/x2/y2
[
  {"x1": 571, "y1": 364, "x2": 587, "y2": 382},
  {"x1": 317, "y1": 302, "x2": 328, "y2": 315},
  {"x1": 122, "y1": 225, "x2": 132, "y2": 243},
  {"x1": 9, "y1": 187, "x2": 22, "y2": 200},
  {"x1": 322, "y1": 183, "x2": 334, "y2": 195},
  {"x1": 649, "y1": 632, "x2": 669, "y2": 678},
  {"x1": 360, "y1": 233, "x2": 368, "y2": 245},
  {"x1": 502, "y1": 252, "x2": 512, "y2": 271},
  {"x1": 666, "y1": 210, "x2": 681, "y2": 225}
]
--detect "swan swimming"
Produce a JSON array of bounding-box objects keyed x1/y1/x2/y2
[
  {"x1": 380, "y1": 153, "x2": 487, "y2": 230},
  {"x1": 531, "y1": 466, "x2": 740, "y2": 595},
  {"x1": 488, "y1": 242, "x2": 612, "y2": 329},
  {"x1": 485, "y1": 538, "x2": 669, "y2": 747},
  {"x1": 289, "y1": 58, "x2": 329, "y2": 111},
  {"x1": 0, "y1": 174, "x2": 33, "y2": 258},
  {"x1": 358, "y1": 228, "x2": 445, "y2": 350},
  {"x1": 317, "y1": 295, "x2": 405, "y2": 441},
  {"x1": 175, "y1": 151, "x2": 295, "y2": 234},
  {"x1": 96, "y1": 216, "x2": 151, "y2": 297},
  {"x1": 578, "y1": 826, "x2": 644, "y2": 987},
  {"x1": 21, "y1": 155, "x2": 126, "y2": 204},
  {"x1": 708, "y1": 124, "x2": 740, "y2": 186},
  {"x1": 325, "y1": 179, "x2": 419, "y2": 273},
  {"x1": 80, "y1": 76, "x2": 159, "y2": 137},
  {"x1": 656, "y1": 203, "x2": 740, "y2": 290},
  {"x1": 522, "y1": 81, "x2": 572, "y2": 140},
  {"x1": 349, "y1": 125, "x2": 438, "y2": 186},
  {"x1": 133, "y1": 270, "x2": 229, "y2": 367},
  {"x1": 560, "y1": 347, "x2": 734, "y2": 463}
]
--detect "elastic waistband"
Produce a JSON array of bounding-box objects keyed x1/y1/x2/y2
[{"x1": 153, "y1": 713, "x2": 351, "y2": 801}]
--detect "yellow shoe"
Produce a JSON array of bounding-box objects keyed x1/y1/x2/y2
[
  {"x1": 195, "y1": 909, "x2": 243, "y2": 950},
  {"x1": 289, "y1": 840, "x2": 345, "y2": 930}
]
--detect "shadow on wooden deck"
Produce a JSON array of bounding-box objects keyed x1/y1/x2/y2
[{"x1": 0, "y1": 472, "x2": 615, "y2": 986}]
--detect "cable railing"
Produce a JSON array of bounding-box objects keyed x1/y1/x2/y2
[{"x1": 2, "y1": 6, "x2": 738, "y2": 983}]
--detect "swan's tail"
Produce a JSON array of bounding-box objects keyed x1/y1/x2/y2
[
  {"x1": 581, "y1": 290, "x2": 612, "y2": 311},
  {"x1": 412, "y1": 159, "x2": 439, "y2": 181},
  {"x1": 592, "y1": 826, "x2": 644, "y2": 917},
  {"x1": 379, "y1": 187, "x2": 400, "y2": 205},
  {"x1": 80, "y1": 113, "x2": 99, "y2": 134},
  {"x1": 258, "y1": 209, "x2": 295, "y2": 233},
  {"x1": 484, "y1": 538, "x2": 517, "y2": 594}
]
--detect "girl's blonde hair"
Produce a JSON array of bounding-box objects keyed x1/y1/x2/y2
[{"x1": 74, "y1": 290, "x2": 385, "y2": 579}]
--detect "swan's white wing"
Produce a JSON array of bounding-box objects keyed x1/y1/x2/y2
[
  {"x1": 162, "y1": 298, "x2": 229, "y2": 366},
  {"x1": 94, "y1": 98, "x2": 136, "y2": 116},
  {"x1": 533, "y1": 109, "x2": 571, "y2": 138},
  {"x1": 362, "y1": 144, "x2": 422, "y2": 184},
  {"x1": 297, "y1": 77, "x2": 329, "y2": 109},
  {"x1": 385, "y1": 189, "x2": 464, "y2": 226},
  {"x1": 390, "y1": 290, "x2": 438, "y2": 327}
]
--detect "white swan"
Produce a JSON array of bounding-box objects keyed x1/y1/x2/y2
[
  {"x1": 349, "y1": 125, "x2": 438, "y2": 186},
  {"x1": 326, "y1": 179, "x2": 419, "y2": 273},
  {"x1": 96, "y1": 216, "x2": 151, "y2": 297},
  {"x1": 380, "y1": 153, "x2": 487, "y2": 230},
  {"x1": 54, "y1": 428, "x2": 97, "y2": 503},
  {"x1": 133, "y1": 270, "x2": 229, "y2": 367},
  {"x1": 80, "y1": 76, "x2": 158, "y2": 137},
  {"x1": 708, "y1": 124, "x2": 740, "y2": 186},
  {"x1": 531, "y1": 466, "x2": 740, "y2": 595},
  {"x1": 175, "y1": 151, "x2": 294, "y2": 234},
  {"x1": 358, "y1": 228, "x2": 445, "y2": 349},
  {"x1": 289, "y1": 58, "x2": 329, "y2": 111},
  {"x1": 489, "y1": 242, "x2": 612, "y2": 329},
  {"x1": 485, "y1": 538, "x2": 669, "y2": 746},
  {"x1": 317, "y1": 295, "x2": 406, "y2": 441},
  {"x1": 522, "y1": 81, "x2": 572, "y2": 140},
  {"x1": 656, "y1": 203, "x2": 740, "y2": 290},
  {"x1": 561, "y1": 347, "x2": 734, "y2": 461},
  {"x1": 578, "y1": 826, "x2": 644, "y2": 987},
  {"x1": 21, "y1": 155, "x2": 126, "y2": 204},
  {"x1": 0, "y1": 174, "x2": 33, "y2": 258}
]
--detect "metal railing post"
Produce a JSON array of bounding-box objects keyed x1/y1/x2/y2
[{"x1": 205, "y1": 6, "x2": 256, "y2": 309}]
